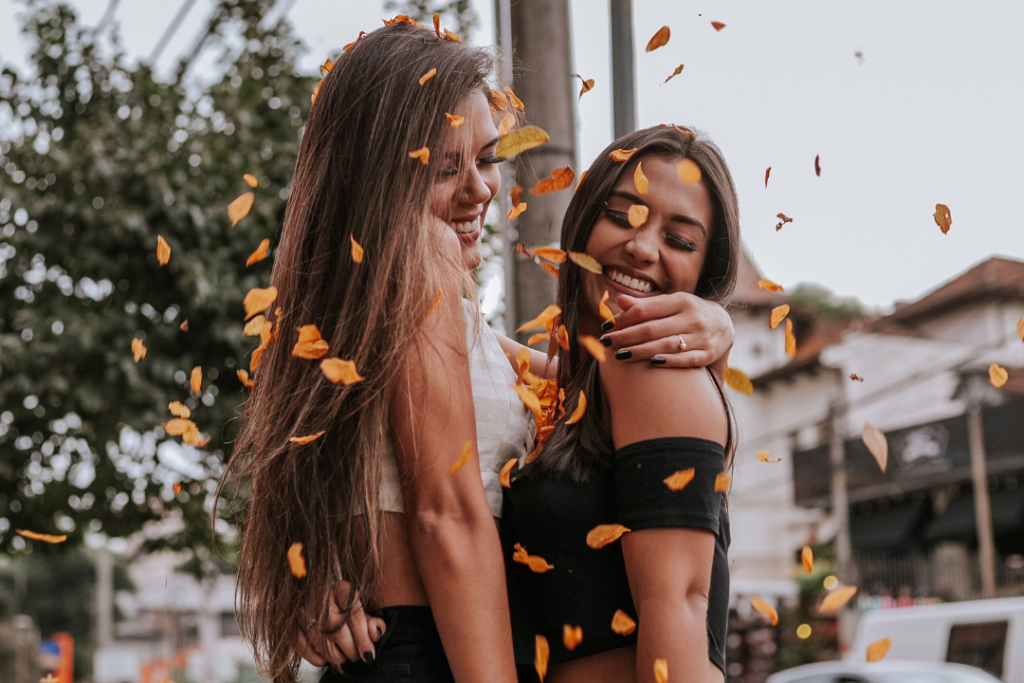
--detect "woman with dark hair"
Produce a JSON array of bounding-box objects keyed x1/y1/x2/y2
[
  {"x1": 501, "y1": 125, "x2": 740, "y2": 683},
  {"x1": 222, "y1": 20, "x2": 738, "y2": 683}
]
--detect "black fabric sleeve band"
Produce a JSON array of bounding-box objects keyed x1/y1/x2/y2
[{"x1": 614, "y1": 436, "x2": 726, "y2": 534}]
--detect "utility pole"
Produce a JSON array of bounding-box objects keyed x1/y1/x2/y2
[
  {"x1": 494, "y1": 0, "x2": 516, "y2": 334},
  {"x1": 508, "y1": 0, "x2": 577, "y2": 342},
  {"x1": 967, "y1": 402, "x2": 998, "y2": 598},
  {"x1": 609, "y1": 0, "x2": 637, "y2": 137},
  {"x1": 828, "y1": 402, "x2": 856, "y2": 586}
]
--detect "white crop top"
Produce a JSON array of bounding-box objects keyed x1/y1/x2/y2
[{"x1": 379, "y1": 300, "x2": 536, "y2": 518}]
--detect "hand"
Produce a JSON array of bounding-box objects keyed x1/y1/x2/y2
[
  {"x1": 293, "y1": 580, "x2": 387, "y2": 669},
  {"x1": 598, "y1": 293, "x2": 734, "y2": 370}
]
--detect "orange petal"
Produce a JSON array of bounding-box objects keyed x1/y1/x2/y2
[
  {"x1": 513, "y1": 542, "x2": 554, "y2": 573},
  {"x1": 676, "y1": 158, "x2": 702, "y2": 184},
  {"x1": 654, "y1": 658, "x2": 669, "y2": 683},
  {"x1": 531, "y1": 166, "x2": 575, "y2": 195},
  {"x1": 516, "y1": 304, "x2": 562, "y2": 333},
  {"x1": 758, "y1": 278, "x2": 784, "y2": 292},
  {"x1": 448, "y1": 440, "x2": 475, "y2": 474},
  {"x1": 292, "y1": 324, "x2": 330, "y2": 359},
  {"x1": 418, "y1": 68, "x2": 437, "y2": 86},
  {"x1": 320, "y1": 358, "x2": 365, "y2": 385},
  {"x1": 496, "y1": 125, "x2": 550, "y2": 159},
  {"x1": 578, "y1": 335, "x2": 607, "y2": 362},
  {"x1": 556, "y1": 324, "x2": 570, "y2": 351},
  {"x1": 815, "y1": 154, "x2": 822, "y2": 176},
  {"x1": 664, "y1": 64, "x2": 684, "y2": 83},
  {"x1": 770, "y1": 304, "x2": 790, "y2": 329},
  {"x1": 190, "y1": 366, "x2": 202, "y2": 395},
  {"x1": 724, "y1": 367, "x2": 753, "y2": 395},
  {"x1": 865, "y1": 637, "x2": 892, "y2": 663},
  {"x1": 162, "y1": 417, "x2": 197, "y2": 436},
  {"x1": 351, "y1": 235, "x2": 364, "y2": 263},
  {"x1": 663, "y1": 468, "x2": 695, "y2": 491},
  {"x1": 820, "y1": 585, "x2": 858, "y2": 612},
  {"x1": 157, "y1": 235, "x2": 171, "y2": 266},
  {"x1": 990, "y1": 363, "x2": 1009, "y2": 388},
  {"x1": 714, "y1": 472, "x2": 731, "y2": 492},
  {"x1": 512, "y1": 384, "x2": 542, "y2": 413},
  {"x1": 633, "y1": 162, "x2": 649, "y2": 195},
  {"x1": 765, "y1": 166, "x2": 771, "y2": 188},
  {"x1": 319, "y1": 57, "x2": 334, "y2": 75},
  {"x1": 491, "y1": 89, "x2": 509, "y2": 111},
  {"x1": 1016, "y1": 317, "x2": 1023, "y2": 342},
  {"x1": 711, "y1": 21, "x2": 726, "y2": 31},
  {"x1": 498, "y1": 112, "x2": 516, "y2": 136},
  {"x1": 586, "y1": 523, "x2": 630, "y2": 549},
  {"x1": 243, "y1": 315, "x2": 268, "y2": 337},
  {"x1": 228, "y1": 191, "x2": 255, "y2": 227},
  {"x1": 131, "y1": 338, "x2": 147, "y2": 362},
  {"x1": 173, "y1": 482, "x2": 183, "y2": 495},
  {"x1": 573, "y1": 74, "x2": 595, "y2": 99},
  {"x1": 599, "y1": 291, "x2": 615, "y2": 324},
  {"x1": 180, "y1": 320, "x2": 188, "y2": 331},
  {"x1": 610, "y1": 148, "x2": 637, "y2": 162},
  {"x1": 568, "y1": 251, "x2": 602, "y2": 274},
  {"x1": 532, "y1": 247, "x2": 567, "y2": 263},
  {"x1": 237, "y1": 369, "x2": 255, "y2": 388},
  {"x1": 446, "y1": 112, "x2": 465, "y2": 128},
  {"x1": 287, "y1": 542, "x2": 307, "y2": 578},
  {"x1": 246, "y1": 238, "x2": 270, "y2": 266},
  {"x1": 16, "y1": 530, "x2": 67, "y2": 544},
  {"x1": 645, "y1": 25, "x2": 670, "y2": 51},
  {"x1": 243, "y1": 173, "x2": 259, "y2": 188},
  {"x1": 862, "y1": 424, "x2": 888, "y2": 472},
  {"x1": 565, "y1": 391, "x2": 586, "y2": 425},
  {"x1": 443, "y1": 28, "x2": 461, "y2": 42},
  {"x1": 526, "y1": 332, "x2": 550, "y2": 347},
  {"x1": 409, "y1": 147, "x2": 430, "y2": 165},
  {"x1": 563, "y1": 624, "x2": 583, "y2": 651},
  {"x1": 802, "y1": 545, "x2": 814, "y2": 574},
  {"x1": 539, "y1": 262, "x2": 560, "y2": 278},
  {"x1": 627, "y1": 204, "x2": 649, "y2": 228},
  {"x1": 504, "y1": 86, "x2": 524, "y2": 111},
  {"x1": 499, "y1": 457, "x2": 517, "y2": 488},
  {"x1": 243, "y1": 286, "x2": 278, "y2": 320},
  {"x1": 785, "y1": 319, "x2": 796, "y2": 357},
  {"x1": 933, "y1": 203, "x2": 952, "y2": 234},
  {"x1": 507, "y1": 202, "x2": 527, "y2": 219},
  {"x1": 775, "y1": 212, "x2": 794, "y2": 231},
  {"x1": 168, "y1": 401, "x2": 191, "y2": 419},
  {"x1": 433, "y1": 12, "x2": 442, "y2": 38},
  {"x1": 534, "y1": 635, "x2": 549, "y2": 682},
  {"x1": 290, "y1": 431, "x2": 326, "y2": 445},
  {"x1": 427, "y1": 288, "x2": 444, "y2": 315},
  {"x1": 850, "y1": 373, "x2": 865, "y2": 382},
  {"x1": 673, "y1": 125, "x2": 694, "y2": 136},
  {"x1": 611, "y1": 609, "x2": 636, "y2": 635},
  {"x1": 757, "y1": 449, "x2": 781, "y2": 463},
  {"x1": 751, "y1": 596, "x2": 779, "y2": 625}
]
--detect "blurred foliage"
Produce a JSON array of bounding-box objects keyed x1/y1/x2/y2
[
  {"x1": 788, "y1": 283, "x2": 867, "y2": 321},
  {"x1": 0, "y1": 0, "x2": 316, "y2": 559},
  {"x1": 383, "y1": 0, "x2": 480, "y2": 39}
]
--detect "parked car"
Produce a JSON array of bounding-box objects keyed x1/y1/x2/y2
[
  {"x1": 848, "y1": 596, "x2": 1024, "y2": 681},
  {"x1": 766, "y1": 660, "x2": 1001, "y2": 683}
]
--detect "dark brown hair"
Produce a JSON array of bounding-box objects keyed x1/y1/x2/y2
[
  {"x1": 219, "y1": 24, "x2": 494, "y2": 682},
  {"x1": 533, "y1": 125, "x2": 741, "y2": 482}
]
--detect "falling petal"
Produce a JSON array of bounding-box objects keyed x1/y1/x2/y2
[
  {"x1": 610, "y1": 148, "x2": 638, "y2": 162},
  {"x1": 663, "y1": 64, "x2": 684, "y2": 83},
  {"x1": 676, "y1": 158, "x2": 702, "y2": 184},
  {"x1": 446, "y1": 112, "x2": 465, "y2": 128},
  {"x1": 563, "y1": 625, "x2": 583, "y2": 651},
  {"x1": 820, "y1": 585, "x2": 858, "y2": 612},
  {"x1": 664, "y1": 468, "x2": 695, "y2": 491},
  {"x1": 568, "y1": 252, "x2": 603, "y2": 274},
  {"x1": 724, "y1": 367, "x2": 753, "y2": 395},
  {"x1": 496, "y1": 125, "x2": 550, "y2": 159},
  {"x1": 645, "y1": 26, "x2": 670, "y2": 51},
  {"x1": 287, "y1": 542, "x2": 307, "y2": 578},
  {"x1": 534, "y1": 635, "x2": 549, "y2": 682},
  {"x1": 351, "y1": 235, "x2": 364, "y2": 263},
  {"x1": 132, "y1": 338, "x2": 147, "y2": 362},
  {"x1": 499, "y1": 457, "x2": 517, "y2": 488},
  {"x1": 244, "y1": 286, "x2": 278, "y2": 320},
  {"x1": 711, "y1": 21, "x2": 726, "y2": 31},
  {"x1": 448, "y1": 440, "x2": 475, "y2": 474},
  {"x1": 292, "y1": 324, "x2": 330, "y2": 359},
  {"x1": 611, "y1": 610, "x2": 636, "y2": 635},
  {"x1": 587, "y1": 523, "x2": 631, "y2": 549},
  {"x1": 290, "y1": 431, "x2": 326, "y2": 445},
  {"x1": 531, "y1": 167, "x2": 575, "y2": 195},
  {"x1": 714, "y1": 472, "x2": 731, "y2": 492},
  {"x1": 243, "y1": 173, "x2": 259, "y2": 188},
  {"x1": 933, "y1": 204, "x2": 952, "y2": 234},
  {"x1": 227, "y1": 191, "x2": 255, "y2": 227},
  {"x1": 565, "y1": 391, "x2": 587, "y2": 424},
  {"x1": 628, "y1": 204, "x2": 649, "y2": 228},
  {"x1": 866, "y1": 637, "x2": 892, "y2": 662},
  {"x1": 989, "y1": 363, "x2": 1008, "y2": 388},
  {"x1": 802, "y1": 545, "x2": 814, "y2": 574},
  {"x1": 418, "y1": 68, "x2": 437, "y2": 86},
  {"x1": 320, "y1": 358, "x2": 365, "y2": 385},
  {"x1": 246, "y1": 239, "x2": 270, "y2": 266},
  {"x1": 190, "y1": 367, "x2": 202, "y2": 395},
  {"x1": 758, "y1": 278, "x2": 784, "y2": 292},
  {"x1": 157, "y1": 235, "x2": 171, "y2": 266},
  {"x1": 634, "y1": 162, "x2": 649, "y2": 195},
  {"x1": 409, "y1": 147, "x2": 430, "y2": 165},
  {"x1": 751, "y1": 596, "x2": 779, "y2": 625},
  {"x1": 770, "y1": 304, "x2": 790, "y2": 329},
  {"x1": 16, "y1": 530, "x2": 67, "y2": 544},
  {"x1": 579, "y1": 336, "x2": 607, "y2": 362}
]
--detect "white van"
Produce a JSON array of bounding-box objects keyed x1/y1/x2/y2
[{"x1": 848, "y1": 597, "x2": 1024, "y2": 682}]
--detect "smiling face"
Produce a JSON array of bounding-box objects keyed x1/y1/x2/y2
[
  {"x1": 428, "y1": 89, "x2": 502, "y2": 272},
  {"x1": 580, "y1": 155, "x2": 714, "y2": 333}
]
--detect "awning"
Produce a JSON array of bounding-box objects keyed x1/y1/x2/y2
[
  {"x1": 924, "y1": 487, "x2": 1024, "y2": 542},
  {"x1": 850, "y1": 503, "x2": 929, "y2": 550}
]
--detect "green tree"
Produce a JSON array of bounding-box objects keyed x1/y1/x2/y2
[
  {"x1": 788, "y1": 283, "x2": 868, "y2": 321},
  {"x1": 0, "y1": 0, "x2": 315, "y2": 557}
]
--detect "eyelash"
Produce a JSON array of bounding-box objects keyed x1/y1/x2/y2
[
  {"x1": 600, "y1": 206, "x2": 698, "y2": 251},
  {"x1": 440, "y1": 155, "x2": 504, "y2": 176}
]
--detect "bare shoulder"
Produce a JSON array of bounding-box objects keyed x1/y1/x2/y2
[{"x1": 599, "y1": 359, "x2": 728, "y2": 448}]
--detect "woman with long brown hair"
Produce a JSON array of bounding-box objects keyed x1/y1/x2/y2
[{"x1": 501, "y1": 125, "x2": 740, "y2": 683}]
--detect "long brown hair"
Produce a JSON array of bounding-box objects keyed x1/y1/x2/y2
[
  {"x1": 219, "y1": 24, "x2": 493, "y2": 682},
  {"x1": 533, "y1": 125, "x2": 741, "y2": 482}
]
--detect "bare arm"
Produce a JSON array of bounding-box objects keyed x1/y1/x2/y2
[
  {"x1": 389, "y1": 287, "x2": 516, "y2": 683},
  {"x1": 492, "y1": 330, "x2": 558, "y2": 378}
]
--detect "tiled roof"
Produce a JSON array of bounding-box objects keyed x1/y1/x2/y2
[
  {"x1": 890, "y1": 256, "x2": 1024, "y2": 323},
  {"x1": 730, "y1": 247, "x2": 787, "y2": 309}
]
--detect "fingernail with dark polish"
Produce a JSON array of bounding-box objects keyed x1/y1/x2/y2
[
  {"x1": 615, "y1": 349, "x2": 632, "y2": 360},
  {"x1": 362, "y1": 651, "x2": 375, "y2": 665},
  {"x1": 599, "y1": 335, "x2": 613, "y2": 347},
  {"x1": 650, "y1": 356, "x2": 667, "y2": 365},
  {"x1": 601, "y1": 320, "x2": 615, "y2": 331}
]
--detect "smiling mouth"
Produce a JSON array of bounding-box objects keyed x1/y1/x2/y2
[
  {"x1": 604, "y1": 266, "x2": 657, "y2": 294},
  {"x1": 449, "y1": 216, "x2": 482, "y2": 234}
]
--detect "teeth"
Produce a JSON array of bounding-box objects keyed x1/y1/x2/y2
[
  {"x1": 449, "y1": 216, "x2": 480, "y2": 234},
  {"x1": 605, "y1": 268, "x2": 653, "y2": 294}
]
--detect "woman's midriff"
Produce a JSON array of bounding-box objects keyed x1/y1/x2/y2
[{"x1": 548, "y1": 647, "x2": 724, "y2": 683}]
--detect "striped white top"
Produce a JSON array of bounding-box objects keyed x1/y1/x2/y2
[{"x1": 379, "y1": 300, "x2": 536, "y2": 518}]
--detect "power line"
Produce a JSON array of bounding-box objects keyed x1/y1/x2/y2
[
  {"x1": 149, "y1": 0, "x2": 201, "y2": 65},
  {"x1": 95, "y1": 0, "x2": 123, "y2": 33}
]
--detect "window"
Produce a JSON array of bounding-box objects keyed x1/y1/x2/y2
[{"x1": 946, "y1": 621, "x2": 1008, "y2": 679}]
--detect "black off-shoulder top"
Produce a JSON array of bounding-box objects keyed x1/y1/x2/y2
[{"x1": 501, "y1": 437, "x2": 730, "y2": 676}]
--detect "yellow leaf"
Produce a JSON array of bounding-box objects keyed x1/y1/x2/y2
[
  {"x1": 654, "y1": 658, "x2": 669, "y2": 683},
  {"x1": 131, "y1": 338, "x2": 147, "y2": 362},
  {"x1": 751, "y1": 596, "x2": 779, "y2": 625},
  {"x1": 802, "y1": 545, "x2": 814, "y2": 574},
  {"x1": 565, "y1": 391, "x2": 587, "y2": 425},
  {"x1": 785, "y1": 319, "x2": 797, "y2": 357},
  {"x1": 496, "y1": 125, "x2": 549, "y2": 159},
  {"x1": 820, "y1": 585, "x2": 858, "y2": 612},
  {"x1": 16, "y1": 529, "x2": 67, "y2": 544},
  {"x1": 579, "y1": 335, "x2": 607, "y2": 362},
  {"x1": 513, "y1": 542, "x2": 554, "y2": 573},
  {"x1": 628, "y1": 204, "x2": 649, "y2": 228},
  {"x1": 664, "y1": 468, "x2": 695, "y2": 491},
  {"x1": 568, "y1": 251, "x2": 602, "y2": 274},
  {"x1": 563, "y1": 624, "x2": 583, "y2": 651},
  {"x1": 243, "y1": 173, "x2": 258, "y2": 188},
  {"x1": 586, "y1": 523, "x2": 630, "y2": 549},
  {"x1": 865, "y1": 637, "x2": 892, "y2": 663},
  {"x1": 645, "y1": 26, "x2": 670, "y2": 52},
  {"x1": 634, "y1": 161, "x2": 649, "y2": 195},
  {"x1": 770, "y1": 304, "x2": 790, "y2": 329},
  {"x1": 498, "y1": 113, "x2": 516, "y2": 136},
  {"x1": 418, "y1": 68, "x2": 437, "y2": 86},
  {"x1": 287, "y1": 542, "x2": 307, "y2": 578},
  {"x1": 427, "y1": 289, "x2": 443, "y2": 315},
  {"x1": 534, "y1": 635, "x2": 549, "y2": 682},
  {"x1": 227, "y1": 191, "x2": 255, "y2": 227},
  {"x1": 862, "y1": 424, "x2": 888, "y2": 472},
  {"x1": 990, "y1": 363, "x2": 1008, "y2": 388},
  {"x1": 516, "y1": 304, "x2": 562, "y2": 333},
  {"x1": 663, "y1": 64, "x2": 684, "y2": 84},
  {"x1": 611, "y1": 609, "x2": 636, "y2": 635},
  {"x1": 320, "y1": 358, "x2": 365, "y2": 385},
  {"x1": 237, "y1": 369, "x2": 255, "y2": 388},
  {"x1": 711, "y1": 21, "x2": 726, "y2": 31},
  {"x1": 933, "y1": 203, "x2": 952, "y2": 234},
  {"x1": 350, "y1": 235, "x2": 364, "y2": 263},
  {"x1": 531, "y1": 166, "x2": 575, "y2": 195},
  {"x1": 246, "y1": 238, "x2": 270, "y2": 267},
  {"x1": 157, "y1": 235, "x2": 171, "y2": 266},
  {"x1": 168, "y1": 401, "x2": 191, "y2": 419},
  {"x1": 190, "y1": 366, "x2": 202, "y2": 395},
  {"x1": 290, "y1": 431, "x2": 325, "y2": 445},
  {"x1": 610, "y1": 148, "x2": 637, "y2": 162},
  {"x1": 724, "y1": 367, "x2": 753, "y2": 395},
  {"x1": 243, "y1": 286, "x2": 278, "y2": 320},
  {"x1": 676, "y1": 158, "x2": 702, "y2": 184},
  {"x1": 163, "y1": 418, "x2": 197, "y2": 436},
  {"x1": 243, "y1": 315, "x2": 267, "y2": 336},
  {"x1": 409, "y1": 147, "x2": 430, "y2": 165},
  {"x1": 292, "y1": 324, "x2": 330, "y2": 359},
  {"x1": 599, "y1": 290, "x2": 615, "y2": 325},
  {"x1": 448, "y1": 440, "x2": 475, "y2": 474},
  {"x1": 758, "y1": 278, "x2": 784, "y2": 292},
  {"x1": 504, "y1": 86, "x2": 524, "y2": 111},
  {"x1": 445, "y1": 112, "x2": 465, "y2": 128},
  {"x1": 499, "y1": 457, "x2": 517, "y2": 488}
]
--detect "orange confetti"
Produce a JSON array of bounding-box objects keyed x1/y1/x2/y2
[
  {"x1": 443, "y1": 28, "x2": 461, "y2": 42},
  {"x1": 532, "y1": 247, "x2": 567, "y2": 263},
  {"x1": 1017, "y1": 317, "x2": 1024, "y2": 341},
  {"x1": 246, "y1": 238, "x2": 270, "y2": 266},
  {"x1": 769, "y1": 304, "x2": 790, "y2": 329},
  {"x1": 131, "y1": 338, "x2": 147, "y2": 362},
  {"x1": 243, "y1": 286, "x2": 278, "y2": 320},
  {"x1": 508, "y1": 201, "x2": 527, "y2": 219},
  {"x1": 504, "y1": 86, "x2": 524, "y2": 111},
  {"x1": 320, "y1": 358, "x2": 365, "y2": 385},
  {"x1": 446, "y1": 112, "x2": 465, "y2": 129},
  {"x1": 342, "y1": 32, "x2": 366, "y2": 52},
  {"x1": 610, "y1": 148, "x2": 638, "y2": 162},
  {"x1": 243, "y1": 315, "x2": 267, "y2": 336},
  {"x1": 531, "y1": 166, "x2": 575, "y2": 195},
  {"x1": 645, "y1": 26, "x2": 670, "y2": 52},
  {"x1": 785, "y1": 319, "x2": 796, "y2": 356},
  {"x1": 676, "y1": 158, "x2": 702, "y2": 184},
  {"x1": 586, "y1": 523, "x2": 630, "y2": 549},
  {"x1": 572, "y1": 74, "x2": 595, "y2": 100},
  {"x1": 563, "y1": 624, "x2": 583, "y2": 651},
  {"x1": 534, "y1": 635, "x2": 549, "y2": 682},
  {"x1": 496, "y1": 125, "x2": 550, "y2": 159},
  {"x1": 513, "y1": 542, "x2": 554, "y2": 573},
  {"x1": 634, "y1": 161, "x2": 649, "y2": 195},
  {"x1": 757, "y1": 450, "x2": 781, "y2": 463},
  {"x1": 516, "y1": 304, "x2": 562, "y2": 333},
  {"x1": 168, "y1": 401, "x2": 191, "y2": 419},
  {"x1": 815, "y1": 154, "x2": 822, "y2": 176},
  {"x1": 16, "y1": 529, "x2": 68, "y2": 544},
  {"x1": 526, "y1": 332, "x2": 549, "y2": 347},
  {"x1": 497, "y1": 113, "x2": 516, "y2": 136},
  {"x1": 673, "y1": 125, "x2": 694, "y2": 136},
  {"x1": 433, "y1": 12, "x2": 442, "y2": 38},
  {"x1": 654, "y1": 658, "x2": 669, "y2": 683},
  {"x1": 319, "y1": 57, "x2": 334, "y2": 75},
  {"x1": 565, "y1": 391, "x2": 587, "y2": 425},
  {"x1": 775, "y1": 213, "x2": 793, "y2": 231},
  {"x1": 512, "y1": 384, "x2": 542, "y2": 413},
  {"x1": 664, "y1": 468, "x2": 695, "y2": 491},
  {"x1": 448, "y1": 440, "x2": 475, "y2": 474},
  {"x1": 801, "y1": 545, "x2": 814, "y2": 574},
  {"x1": 491, "y1": 89, "x2": 509, "y2": 111},
  {"x1": 189, "y1": 366, "x2": 202, "y2": 395},
  {"x1": 227, "y1": 191, "x2": 255, "y2": 227},
  {"x1": 579, "y1": 336, "x2": 607, "y2": 362},
  {"x1": 237, "y1": 369, "x2": 255, "y2": 388},
  {"x1": 427, "y1": 289, "x2": 443, "y2": 315},
  {"x1": 764, "y1": 167, "x2": 771, "y2": 188},
  {"x1": 820, "y1": 585, "x2": 858, "y2": 612},
  {"x1": 409, "y1": 147, "x2": 430, "y2": 165},
  {"x1": 758, "y1": 278, "x2": 784, "y2": 292},
  {"x1": 611, "y1": 610, "x2": 636, "y2": 635},
  {"x1": 933, "y1": 203, "x2": 952, "y2": 234},
  {"x1": 724, "y1": 367, "x2": 753, "y2": 395},
  {"x1": 292, "y1": 324, "x2": 330, "y2": 359},
  {"x1": 157, "y1": 235, "x2": 171, "y2": 266},
  {"x1": 243, "y1": 173, "x2": 258, "y2": 188},
  {"x1": 751, "y1": 596, "x2": 779, "y2": 625},
  {"x1": 627, "y1": 204, "x2": 649, "y2": 228},
  {"x1": 180, "y1": 320, "x2": 188, "y2": 331},
  {"x1": 499, "y1": 457, "x2": 517, "y2": 488},
  {"x1": 711, "y1": 21, "x2": 726, "y2": 31},
  {"x1": 173, "y1": 482, "x2": 182, "y2": 495},
  {"x1": 290, "y1": 431, "x2": 325, "y2": 445},
  {"x1": 865, "y1": 637, "x2": 892, "y2": 663},
  {"x1": 555, "y1": 324, "x2": 570, "y2": 351},
  {"x1": 990, "y1": 363, "x2": 1008, "y2": 388},
  {"x1": 862, "y1": 424, "x2": 888, "y2": 472},
  {"x1": 714, "y1": 472, "x2": 731, "y2": 492},
  {"x1": 850, "y1": 374, "x2": 864, "y2": 382},
  {"x1": 418, "y1": 68, "x2": 437, "y2": 86},
  {"x1": 599, "y1": 290, "x2": 615, "y2": 325},
  {"x1": 163, "y1": 418, "x2": 197, "y2": 436},
  {"x1": 568, "y1": 251, "x2": 602, "y2": 274},
  {"x1": 663, "y1": 64, "x2": 684, "y2": 84},
  {"x1": 350, "y1": 235, "x2": 364, "y2": 263},
  {"x1": 287, "y1": 542, "x2": 307, "y2": 579},
  {"x1": 539, "y1": 262, "x2": 560, "y2": 278}
]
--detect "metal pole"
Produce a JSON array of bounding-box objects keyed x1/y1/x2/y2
[
  {"x1": 967, "y1": 404, "x2": 998, "y2": 598},
  {"x1": 494, "y1": 0, "x2": 517, "y2": 333},
  {"x1": 609, "y1": 0, "x2": 636, "y2": 138},
  {"x1": 829, "y1": 402, "x2": 855, "y2": 585}
]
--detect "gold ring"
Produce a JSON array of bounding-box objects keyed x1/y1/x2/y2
[{"x1": 678, "y1": 335, "x2": 687, "y2": 351}]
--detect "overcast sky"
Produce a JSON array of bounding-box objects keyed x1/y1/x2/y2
[{"x1": 2, "y1": 0, "x2": 1022, "y2": 309}]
